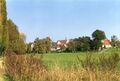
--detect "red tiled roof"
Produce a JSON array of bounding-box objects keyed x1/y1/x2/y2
[{"x1": 102, "y1": 39, "x2": 111, "y2": 45}]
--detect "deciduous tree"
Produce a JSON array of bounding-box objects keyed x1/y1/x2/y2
[{"x1": 92, "y1": 29, "x2": 106, "y2": 50}]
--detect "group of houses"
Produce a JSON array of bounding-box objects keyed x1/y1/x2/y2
[
  {"x1": 51, "y1": 39, "x2": 70, "y2": 52},
  {"x1": 51, "y1": 38, "x2": 112, "y2": 52},
  {"x1": 30, "y1": 38, "x2": 112, "y2": 52}
]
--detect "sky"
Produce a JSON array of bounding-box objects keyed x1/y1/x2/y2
[{"x1": 6, "y1": 0, "x2": 120, "y2": 42}]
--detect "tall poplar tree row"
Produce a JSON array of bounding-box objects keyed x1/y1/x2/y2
[{"x1": 0, "y1": 0, "x2": 8, "y2": 53}]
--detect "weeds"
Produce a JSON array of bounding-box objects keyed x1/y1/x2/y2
[
  {"x1": 3, "y1": 50, "x2": 120, "y2": 81},
  {"x1": 4, "y1": 50, "x2": 47, "y2": 81},
  {"x1": 78, "y1": 53, "x2": 120, "y2": 81},
  {"x1": 99, "y1": 53, "x2": 120, "y2": 71}
]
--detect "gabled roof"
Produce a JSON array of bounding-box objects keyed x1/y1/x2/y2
[
  {"x1": 102, "y1": 39, "x2": 111, "y2": 45},
  {"x1": 57, "y1": 40, "x2": 67, "y2": 45}
]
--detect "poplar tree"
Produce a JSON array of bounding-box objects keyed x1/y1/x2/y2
[{"x1": 0, "y1": 0, "x2": 8, "y2": 50}]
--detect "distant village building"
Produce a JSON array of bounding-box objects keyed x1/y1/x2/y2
[
  {"x1": 31, "y1": 43, "x2": 34, "y2": 51},
  {"x1": 56, "y1": 39, "x2": 69, "y2": 51},
  {"x1": 101, "y1": 39, "x2": 112, "y2": 48}
]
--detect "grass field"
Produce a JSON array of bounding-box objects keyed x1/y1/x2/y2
[{"x1": 35, "y1": 48, "x2": 120, "y2": 69}]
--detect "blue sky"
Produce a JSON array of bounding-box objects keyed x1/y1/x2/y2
[{"x1": 6, "y1": 0, "x2": 120, "y2": 42}]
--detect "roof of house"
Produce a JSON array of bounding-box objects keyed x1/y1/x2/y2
[
  {"x1": 57, "y1": 40, "x2": 67, "y2": 45},
  {"x1": 102, "y1": 39, "x2": 111, "y2": 45}
]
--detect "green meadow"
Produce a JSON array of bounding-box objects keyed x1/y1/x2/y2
[{"x1": 34, "y1": 48, "x2": 120, "y2": 69}]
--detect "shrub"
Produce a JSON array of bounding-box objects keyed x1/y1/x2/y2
[
  {"x1": 99, "y1": 53, "x2": 120, "y2": 71},
  {"x1": 77, "y1": 53, "x2": 120, "y2": 81},
  {"x1": 4, "y1": 50, "x2": 47, "y2": 81},
  {"x1": 77, "y1": 54, "x2": 97, "y2": 72}
]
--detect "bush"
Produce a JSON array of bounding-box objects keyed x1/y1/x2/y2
[
  {"x1": 78, "y1": 53, "x2": 120, "y2": 72},
  {"x1": 77, "y1": 53, "x2": 120, "y2": 81},
  {"x1": 4, "y1": 50, "x2": 47, "y2": 81},
  {"x1": 78, "y1": 54, "x2": 97, "y2": 72},
  {"x1": 99, "y1": 53, "x2": 120, "y2": 71}
]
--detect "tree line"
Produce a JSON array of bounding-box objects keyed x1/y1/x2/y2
[
  {"x1": 66, "y1": 30, "x2": 120, "y2": 52},
  {"x1": 66, "y1": 29, "x2": 106, "y2": 52},
  {"x1": 26, "y1": 29, "x2": 120, "y2": 54}
]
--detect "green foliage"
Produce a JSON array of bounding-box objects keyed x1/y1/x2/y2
[
  {"x1": 78, "y1": 54, "x2": 97, "y2": 72},
  {"x1": 2, "y1": 25, "x2": 8, "y2": 49},
  {"x1": 7, "y1": 20, "x2": 19, "y2": 41},
  {"x1": 99, "y1": 53, "x2": 120, "y2": 71},
  {"x1": 26, "y1": 42, "x2": 32, "y2": 53},
  {"x1": 10, "y1": 39, "x2": 26, "y2": 54},
  {"x1": 0, "y1": 42, "x2": 5, "y2": 55},
  {"x1": 92, "y1": 39, "x2": 102, "y2": 50},
  {"x1": 67, "y1": 36, "x2": 91, "y2": 52},
  {"x1": 44, "y1": 37, "x2": 51, "y2": 53},
  {"x1": 0, "y1": 0, "x2": 7, "y2": 27},
  {"x1": 77, "y1": 52, "x2": 120, "y2": 73},
  {"x1": 111, "y1": 35, "x2": 120, "y2": 48},
  {"x1": 65, "y1": 41, "x2": 76, "y2": 52},
  {"x1": 34, "y1": 38, "x2": 46, "y2": 54},
  {"x1": 0, "y1": 24, "x2": 4, "y2": 54},
  {"x1": 0, "y1": 0, "x2": 8, "y2": 51},
  {"x1": 7, "y1": 19, "x2": 26, "y2": 54},
  {"x1": 92, "y1": 29, "x2": 106, "y2": 40},
  {"x1": 92, "y1": 29, "x2": 106, "y2": 51},
  {"x1": 33, "y1": 37, "x2": 51, "y2": 54},
  {"x1": 28, "y1": 48, "x2": 120, "y2": 70},
  {"x1": 0, "y1": 24, "x2": 3, "y2": 41}
]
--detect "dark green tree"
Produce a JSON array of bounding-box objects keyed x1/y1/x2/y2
[
  {"x1": 92, "y1": 29, "x2": 106, "y2": 40},
  {"x1": 67, "y1": 36, "x2": 91, "y2": 52},
  {"x1": 75, "y1": 36, "x2": 91, "y2": 51},
  {"x1": 92, "y1": 29, "x2": 106, "y2": 50}
]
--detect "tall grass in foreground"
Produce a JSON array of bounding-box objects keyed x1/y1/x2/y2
[
  {"x1": 3, "y1": 50, "x2": 120, "y2": 81},
  {"x1": 4, "y1": 50, "x2": 47, "y2": 81}
]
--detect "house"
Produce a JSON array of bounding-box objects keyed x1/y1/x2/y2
[
  {"x1": 56, "y1": 39, "x2": 69, "y2": 51},
  {"x1": 31, "y1": 43, "x2": 34, "y2": 51},
  {"x1": 101, "y1": 39, "x2": 112, "y2": 48}
]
